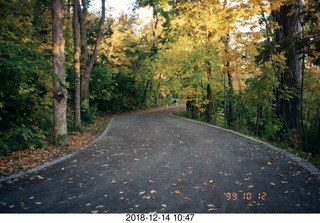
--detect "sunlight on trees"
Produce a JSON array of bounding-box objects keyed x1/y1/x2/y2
[{"x1": 0, "y1": 0, "x2": 319, "y2": 156}]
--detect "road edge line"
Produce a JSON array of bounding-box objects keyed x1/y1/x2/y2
[
  {"x1": 170, "y1": 113, "x2": 320, "y2": 180},
  {"x1": 0, "y1": 117, "x2": 116, "y2": 183}
]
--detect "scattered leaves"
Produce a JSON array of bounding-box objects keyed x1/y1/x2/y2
[
  {"x1": 207, "y1": 204, "x2": 219, "y2": 212},
  {"x1": 0, "y1": 114, "x2": 112, "y2": 177},
  {"x1": 235, "y1": 181, "x2": 243, "y2": 186}
]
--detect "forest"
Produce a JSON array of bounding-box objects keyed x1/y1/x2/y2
[{"x1": 0, "y1": 0, "x2": 319, "y2": 161}]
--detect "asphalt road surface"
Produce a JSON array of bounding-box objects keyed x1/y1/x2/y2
[{"x1": 0, "y1": 107, "x2": 319, "y2": 213}]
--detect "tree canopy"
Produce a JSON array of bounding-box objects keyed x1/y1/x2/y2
[{"x1": 0, "y1": 0, "x2": 319, "y2": 156}]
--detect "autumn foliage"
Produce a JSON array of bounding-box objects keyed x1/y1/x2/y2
[{"x1": 0, "y1": 0, "x2": 319, "y2": 167}]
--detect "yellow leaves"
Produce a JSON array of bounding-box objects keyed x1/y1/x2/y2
[{"x1": 268, "y1": 0, "x2": 286, "y2": 10}]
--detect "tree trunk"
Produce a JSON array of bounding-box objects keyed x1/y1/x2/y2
[
  {"x1": 206, "y1": 83, "x2": 213, "y2": 123},
  {"x1": 52, "y1": 0, "x2": 68, "y2": 146},
  {"x1": 206, "y1": 30, "x2": 214, "y2": 123},
  {"x1": 255, "y1": 106, "x2": 262, "y2": 136},
  {"x1": 224, "y1": 32, "x2": 234, "y2": 127},
  {"x1": 273, "y1": 0, "x2": 303, "y2": 138},
  {"x1": 226, "y1": 62, "x2": 234, "y2": 127},
  {"x1": 141, "y1": 79, "x2": 151, "y2": 106},
  {"x1": 80, "y1": 0, "x2": 106, "y2": 105},
  {"x1": 73, "y1": 0, "x2": 81, "y2": 127},
  {"x1": 154, "y1": 73, "x2": 162, "y2": 105},
  {"x1": 151, "y1": 13, "x2": 159, "y2": 55},
  {"x1": 79, "y1": 0, "x2": 88, "y2": 101}
]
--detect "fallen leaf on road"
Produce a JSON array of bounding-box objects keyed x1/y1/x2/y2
[
  {"x1": 174, "y1": 190, "x2": 181, "y2": 195},
  {"x1": 36, "y1": 175, "x2": 44, "y2": 180},
  {"x1": 235, "y1": 181, "x2": 243, "y2": 186},
  {"x1": 207, "y1": 204, "x2": 219, "y2": 212},
  {"x1": 150, "y1": 190, "x2": 157, "y2": 194},
  {"x1": 292, "y1": 171, "x2": 301, "y2": 176},
  {"x1": 183, "y1": 197, "x2": 191, "y2": 201},
  {"x1": 270, "y1": 183, "x2": 276, "y2": 186},
  {"x1": 139, "y1": 191, "x2": 146, "y2": 195}
]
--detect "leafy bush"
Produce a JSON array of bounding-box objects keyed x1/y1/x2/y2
[{"x1": 0, "y1": 125, "x2": 48, "y2": 156}]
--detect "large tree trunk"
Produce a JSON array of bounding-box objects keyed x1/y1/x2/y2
[
  {"x1": 73, "y1": 0, "x2": 81, "y2": 127},
  {"x1": 223, "y1": 32, "x2": 234, "y2": 127},
  {"x1": 52, "y1": 0, "x2": 67, "y2": 146},
  {"x1": 206, "y1": 31, "x2": 214, "y2": 123},
  {"x1": 273, "y1": 0, "x2": 303, "y2": 139},
  {"x1": 80, "y1": 0, "x2": 106, "y2": 103}
]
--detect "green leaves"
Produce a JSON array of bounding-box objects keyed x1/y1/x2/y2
[{"x1": 0, "y1": 0, "x2": 52, "y2": 155}]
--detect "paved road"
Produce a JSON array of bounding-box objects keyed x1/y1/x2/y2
[{"x1": 0, "y1": 107, "x2": 319, "y2": 213}]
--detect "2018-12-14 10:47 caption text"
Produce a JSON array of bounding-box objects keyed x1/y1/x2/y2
[{"x1": 126, "y1": 214, "x2": 195, "y2": 222}]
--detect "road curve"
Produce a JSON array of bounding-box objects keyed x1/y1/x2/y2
[{"x1": 0, "y1": 107, "x2": 319, "y2": 213}]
